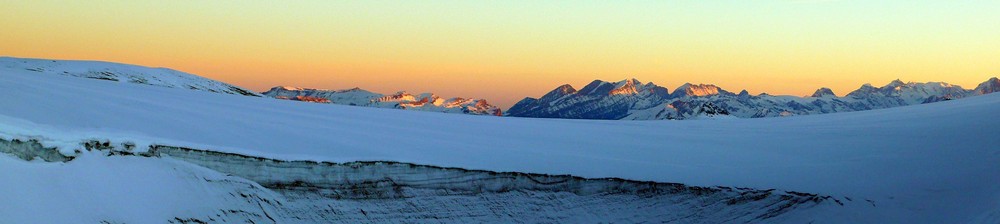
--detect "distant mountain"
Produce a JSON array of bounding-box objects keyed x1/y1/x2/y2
[
  {"x1": 0, "y1": 57, "x2": 259, "y2": 96},
  {"x1": 976, "y1": 77, "x2": 1000, "y2": 95},
  {"x1": 508, "y1": 77, "x2": 1000, "y2": 120},
  {"x1": 263, "y1": 86, "x2": 502, "y2": 116},
  {"x1": 508, "y1": 79, "x2": 671, "y2": 119}
]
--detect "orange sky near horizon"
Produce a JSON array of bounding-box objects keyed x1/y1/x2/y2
[{"x1": 2, "y1": 1, "x2": 998, "y2": 108}]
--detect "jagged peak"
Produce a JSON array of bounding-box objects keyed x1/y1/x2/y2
[
  {"x1": 266, "y1": 86, "x2": 315, "y2": 92},
  {"x1": 266, "y1": 86, "x2": 372, "y2": 94},
  {"x1": 879, "y1": 79, "x2": 961, "y2": 89},
  {"x1": 891, "y1": 80, "x2": 965, "y2": 90},
  {"x1": 609, "y1": 78, "x2": 642, "y2": 95},
  {"x1": 613, "y1": 78, "x2": 642, "y2": 88},
  {"x1": 811, "y1": 88, "x2": 836, "y2": 98},
  {"x1": 887, "y1": 79, "x2": 906, "y2": 87}
]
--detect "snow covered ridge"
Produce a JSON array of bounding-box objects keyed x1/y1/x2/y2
[
  {"x1": 507, "y1": 77, "x2": 1000, "y2": 120},
  {"x1": 0, "y1": 56, "x2": 260, "y2": 96},
  {"x1": 262, "y1": 86, "x2": 503, "y2": 116},
  {"x1": 0, "y1": 138, "x2": 857, "y2": 223}
]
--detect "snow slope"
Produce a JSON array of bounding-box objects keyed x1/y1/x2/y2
[
  {"x1": 0, "y1": 140, "x2": 285, "y2": 223},
  {"x1": 0, "y1": 141, "x2": 843, "y2": 223},
  {"x1": 0, "y1": 57, "x2": 260, "y2": 96},
  {"x1": 1, "y1": 66, "x2": 999, "y2": 222}
]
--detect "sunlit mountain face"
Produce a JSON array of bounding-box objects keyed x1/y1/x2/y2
[{"x1": 262, "y1": 86, "x2": 503, "y2": 116}]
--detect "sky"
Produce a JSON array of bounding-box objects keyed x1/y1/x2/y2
[{"x1": 2, "y1": 0, "x2": 998, "y2": 108}]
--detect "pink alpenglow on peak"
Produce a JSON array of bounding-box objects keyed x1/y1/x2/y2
[
  {"x1": 263, "y1": 86, "x2": 502, "y2": 116},
  {"x1": 673, "y1": 83, "x2": 728, "y2": 97}
]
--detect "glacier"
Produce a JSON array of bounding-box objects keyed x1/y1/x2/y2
[{"x1": 1, "y1": 60, "x2": 999, "y2": 223}]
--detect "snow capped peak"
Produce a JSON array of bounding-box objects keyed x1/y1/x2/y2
[
  {"x1": 377, "y1": 91, "x2": 416, "y2": 102},
  {"x1": 975, "y1": 77, "x2": 1000, "y2": 95},
  {"x1": 673, "y1": 83, "x2": 727, "y2": 97},
  {"x1": 844, "y1": 79, "x2": 973, "y2": 104},
  {"x1": 613, "y1": 78, "x2": 641, "y2": 88},
  {"x1": 266, "y1": 86, "x2": 376, "y2": 94},
  {"x1": 609, "y1": 78, "x2": 642, "y2": 95},
  {"x1": 886, "y1": 79, "x2": 906, "y2": 88},
  {"x1": 511, "y1": 77, "x2": 998, "y2": 120},
  {"x1": 262, "y1": 85, "x2": 500, "y2": 116},
  {"x1": 811, "y1": 88, "x2": 836, "y2": 98}
]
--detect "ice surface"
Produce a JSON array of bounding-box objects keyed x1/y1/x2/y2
[{"x1": 1, "y1": 63, "x2": 999, "y2": 222}]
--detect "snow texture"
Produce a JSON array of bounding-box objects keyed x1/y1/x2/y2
[
  {"x1": 1, "y1": 60, "x2": 999, "y2": 223},
  {"x1": 0, "y1": 56, "x2": 260, "y2": 96}
]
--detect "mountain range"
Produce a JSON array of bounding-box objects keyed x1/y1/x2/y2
[
  {"x1": 4, "y1": 56, "x2": 997, "y2": 120},
  {"x1": 262, "y1": 86, "x2": 503, "y2": 116},
  {"x1": 507, "y1": 77, "x2": 1000, "y2": 120}
]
